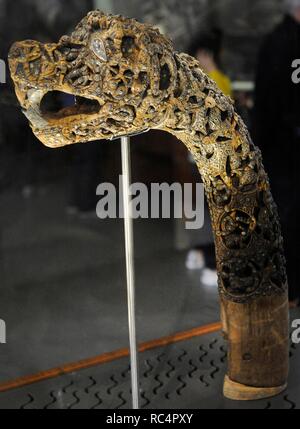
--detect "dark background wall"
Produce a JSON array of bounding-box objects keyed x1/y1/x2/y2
[
  {"x1": 110, "y1": 0, "x2": 284, "y2": 79},
  {"x1": 0, "y1": 0, "x2": 286, "y2": 79}
]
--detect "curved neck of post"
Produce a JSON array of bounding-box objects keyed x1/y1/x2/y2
[{"x1": 154, "y1": 54, "x2": 287, "y2": 304}]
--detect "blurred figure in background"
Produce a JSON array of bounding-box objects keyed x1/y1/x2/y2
[
  {"x1": 185, "y1": 29, "x2": 232, "y2": 287},
  {"x1": 254, "y1": 0, "x2": 300, "y2": 306},
  {"x1": 189, "y1": 29, "x2": 232, "y2": 97}
]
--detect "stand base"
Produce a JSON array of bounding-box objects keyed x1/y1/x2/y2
[{"x1": 223, "y1": 375, "x2": 287, "y2": 401}]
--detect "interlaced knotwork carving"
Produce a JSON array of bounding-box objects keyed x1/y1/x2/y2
[{"x1": 8, "y1": 10, "x2": 287, "y2": 303}]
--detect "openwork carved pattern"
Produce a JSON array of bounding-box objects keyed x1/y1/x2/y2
[{"x1": 9, "y1": 10, "x2": 287, "y2": 303}]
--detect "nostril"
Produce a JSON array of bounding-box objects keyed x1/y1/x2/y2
[
  {"x1": 15, "y1": 62, "x2": 25, "y2": 78},
  {"x1": 29, "y1": 58, "x2": 41, "y2": 76}
]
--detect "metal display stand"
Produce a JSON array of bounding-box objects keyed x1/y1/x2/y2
[{"x1": 120, "y1": 136, "x2": 139, "y2": 409}]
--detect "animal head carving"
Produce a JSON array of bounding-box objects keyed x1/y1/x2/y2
[
  {"x1": 9, "y1": 10, "x2": 177, "y2": 147},
  {"x1": 8, "y1": 9, "x2": 290, "y2": 397}
]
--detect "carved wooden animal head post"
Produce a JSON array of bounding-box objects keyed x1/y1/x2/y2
[{"x1": 9, "y1": 11, "x2": 289, "y2": 401}]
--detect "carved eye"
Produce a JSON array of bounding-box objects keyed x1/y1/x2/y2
[{"x1": 90, "y1": 37, "x2": 107, "y2": 62}]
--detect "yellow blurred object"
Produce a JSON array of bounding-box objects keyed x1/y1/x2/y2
[{"x1": 208, "y1": 69, "x2": 232, "y2": 97}]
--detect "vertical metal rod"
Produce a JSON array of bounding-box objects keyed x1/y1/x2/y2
[{"x1": 121, "y1": 136, "x2": 139, "y2": 409}]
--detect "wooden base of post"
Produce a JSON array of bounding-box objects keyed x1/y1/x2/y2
[
  {"x1": 223, "y1": 375, "x2": 287, "y2": 401},
  {"x1": 221, "y1": 293, "x2": 289, "y2": 400}
]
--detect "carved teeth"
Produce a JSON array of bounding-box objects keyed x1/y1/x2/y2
[
  {"x1": 22, "y1": 106, "x2": 48, "y2": 129},
  {"x1": 27, "y1": 88, "x2": 45, "y2": 106}
]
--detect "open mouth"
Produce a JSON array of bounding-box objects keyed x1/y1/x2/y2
[{"x1": 39, "y1": 90, "x2": 101, "y2": 120}]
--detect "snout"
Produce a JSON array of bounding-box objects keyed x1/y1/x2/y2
[
  {"x1": 8, "y1": 40, "x2": 41, "y2": 60},
  {"x1": 9, "y1": 40, "x2": 59, "y2": 88},
  {"x1": 9, "y1": 40, "x2": 42, "y2": 81}
]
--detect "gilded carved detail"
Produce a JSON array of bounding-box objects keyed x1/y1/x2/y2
[{"x1": 8, "y1": 11, "x2": 287, "y2": 303}]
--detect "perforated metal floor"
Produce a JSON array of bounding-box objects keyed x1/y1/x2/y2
[{"x1": 0, "y1": 316, "x2": 299, "y2": 409}]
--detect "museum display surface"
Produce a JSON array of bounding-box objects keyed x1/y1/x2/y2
[{"x1": 8, "y1": 10, "x2": 289, "y2": 402}]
